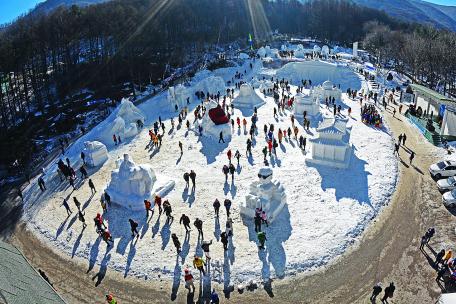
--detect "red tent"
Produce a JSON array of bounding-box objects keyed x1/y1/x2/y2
[{"x1": 208, "y1": 105, "x2": 229, "y2": 125}]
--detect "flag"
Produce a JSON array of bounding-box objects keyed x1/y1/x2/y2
[{"x1": 248, "y1": 33, "x2": 253, "y2": 50}]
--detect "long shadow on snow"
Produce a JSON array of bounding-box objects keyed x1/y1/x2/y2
[
  {"x1": 242, "y1": 205, "x2": 292, "y2": 281},
  {"x1": 198, "y1": 135, "x2": 230, "y2": 165},
  {"x1": 306, "y1": 147, "x2": 373, "y2": 209}
]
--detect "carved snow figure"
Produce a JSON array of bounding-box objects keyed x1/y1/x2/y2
[
  {"x1": 83, "y1": 141, "x2": 108, "y2": 167},
  {"x1": 312, "y1": 80, "x2": 342, "y2": 102},
  {"x1": 306, "y1": 115, "x2": 352, "y2": 169},
  {"x1": 294, "y1": 92, "x2": 320, "y2": 117},
  {"x1": 106, "y1": 154, "x2": 175, "y2": 210},
  {"x1": 240, "y1": 167, "x2": 286, "y2": 223},
  {"x1": 168, "y1": 84, "x2": 190, "y2": 110},
  {"x1": 232, "y1": 83, "x2": 265, "y2": 110},
  {"x1": 200, "y1": 102, "x2": 231, "y2": 141}
]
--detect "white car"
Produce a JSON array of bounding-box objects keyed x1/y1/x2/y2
[
  {"x1": 437, "y1": 176, "x2": 456, "y2": 191},
  {"x1": 429, "y1": 161, "x2": 456, "y2": 179},
  {"x1": 442, "y1": 190, "x2": 456, "y2": 208}
]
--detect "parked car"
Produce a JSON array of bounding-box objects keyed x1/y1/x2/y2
[
  {"x1": 437, "y1": 176, "x2": 456, "y2": 192},
  {"x1": 429, "y1": 161, "x2": 456, "y2": 179},
  {"x1": 442, "y1": 189, "x2": 456, "y2": 208}
]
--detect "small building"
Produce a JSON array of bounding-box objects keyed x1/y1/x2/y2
[
  {"x1": 306, "y1": 115, "x2": 352, "y2": 169},
  {"x1": 0, "y1": 240, "x2": 66, "y2": 304}
]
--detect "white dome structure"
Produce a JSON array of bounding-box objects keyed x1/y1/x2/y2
[
  {"x1": 83, "y1": 141, "x2": 108, "y2": 167},
  {"x1": 240, "y1": 167, "x2": 287, "y2": 223},
  {"x1": 232, "y1": 83, "x2": 265, "y2": 110},
  {"x1": 294, "y1": 92, "x2": 320, "y2": 117},
  {"x1": 321, "y1": 45, "x2": 330, "y2": 57},
  {"x1": 106, "y1": 154, "x2": 175, "y2": 210}
]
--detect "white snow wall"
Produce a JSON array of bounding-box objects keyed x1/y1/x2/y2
[{"x1": 276, "y1": 61, "x2": 361, "y2": 91}]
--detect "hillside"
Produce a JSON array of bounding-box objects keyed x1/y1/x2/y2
[
  {"x1": 32, "y1": 0, "x2": 108, "y2": 14},
  {"x1": 352, "y1": 0, "x2": 456, "y2": 31}
]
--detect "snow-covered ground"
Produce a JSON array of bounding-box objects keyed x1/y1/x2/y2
[{"x1": 21, "y1": 57, "x2": 398, "y2": 288}]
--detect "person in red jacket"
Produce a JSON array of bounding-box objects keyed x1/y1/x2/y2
[
  {"x1": 184, "y1": 268, "x2": 195, "y2": 292},
  {"x1": 144, "y1": 199, "x2": 153, "y2": 218},
  {"x1": 154, "y1": 195, "x2": 162, "y2": 214},
  {"x1": 227, "y1": 149, "x2": 232, "y2": 164}
]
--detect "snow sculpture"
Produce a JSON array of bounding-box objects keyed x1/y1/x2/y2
[
  {"x1": 257, "y1": 46, "x2": 280, "y2": 59},
  {"x1": 106, "y1": 154, "x2": 175, "y2": 210},
  {"x1": 83, "y1": 141, "x2": 108, "y2": 167},
  {"x1": 240, "y1": 167, "x2": 286, "y2": 223},
  {"x1": 168, "y1": 84, "x2": 190, "y2": 110},
  {"x1": 201, "y1": 102, "x2": 231, "y2": 141},
  {"x1": 294, "y1": 92, "x2": 320, "y2": 117},
  {"x1": 194, "y1": 76, "x2": 226, "y2": 96},
  {"x1": 306, "y1": 115, "x2": 352, "y2": 169},
  {"x1": 321, "y1": 45, "x2": 330, "y2": 58},
  {"x1": 232, "y1": 83, "x2": 265, "y2": 110},
  {"x1": 313, "y1": 80, "x2": 342, "y2": 102},
  {"x1": 99, "y1": 99, "x2": 145, "y2": 144}
]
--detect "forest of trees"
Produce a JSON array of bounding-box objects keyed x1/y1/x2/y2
[{"x1": 363, "y1": 22, "x2": 456, "y2": 96}]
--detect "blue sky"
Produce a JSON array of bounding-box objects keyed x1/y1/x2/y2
[{"x1": 1, "y1": 0, "x2": 456, "y2": 24}]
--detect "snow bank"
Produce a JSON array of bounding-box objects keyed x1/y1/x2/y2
[
  {"x1": 276, "y1": 61, "x2": 361, "y2": 91},
  {"x1": 239, "y1": 53, "x2": 250, "y2": 60},
  {"x1": 257, "y1": 46, "x2": 280, "y2": 59}
]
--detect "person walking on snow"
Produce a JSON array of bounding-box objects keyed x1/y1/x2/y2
[
  {"x1": 213, "y1": 199, "x2": 220, "y2": 217},
  {"x1": 144, "y1": 199, "x2": 153, "y2": 218},
  {"x1": 257, "y1": 231, "x2": 267, "y2": 249},
  {"x1": 80, "y1": 166, "x2": 88, "y2": 179},
  {"x1": 236, "y1": 117, "x2": 241, "y2": 129},
  {"x1": 78, "y1": 210, "x2": 87, "y2": 229},
  {"x1": 180, "y1": 214, "x2": 191, "y2": 233},
  {"x1": 254, "y1": 212, "x2": 262, "y2": 232},
  {"x1": 398, "y1": 134, "x2": 403, "y2": 146},
  {"x1": 201, "y1": 240, "x2": 212, "y2": 260},
  {"x1": 224, "y1": 199, "x2": 232, "y2": 217},
  {"x1": 229, "y1": 163, "x2": 235, "y2": 183},
  {"x1": 222, "y1": 165, "x2": 229, "y2": 183},
  {"x1": 88, "y1": 179, "x2": 96, "y2": 194},
  {"x1": 183, "y1": 172, "x2": 190, "y2": 188},
  {"x1": 184, "y1": 268, "x2": 195, "y2": 292},
  {"x1": 129, "y1": 218, "x2": 139, "y2": 238},
  {"x1": 38, "y1": 176, "x2": 46, "y2": 191},
  {"x1": 179, "y1": 141, "x2": 183, "y2": 154},
  {"x1": 211, "y1": 289, "x2": 220, "y2": 304},
  {"x1": 189, "y1": 170, "x2": 196, "y2": 191},
  {"x1": 113, "y1": 134, "x2": 117, "y2": 145},
  {"x1": 193, "y1": 255, "x2": 206, "y2": 276},
  {"x1": 402, "y1": 133, "x2": 407, "y2": 146},
  {"x1": 246, "y1": 139, "x2": 252, "y2": 156},
  {"x1": 163, "y1": 200, "x2": 174, "y2": 223},
  {"x1": 220, "y1": 232, "x2": 228, "y2": 251},
  {"x1": 219, "y1": 131, "x2": 225, "y2": 143},
  {"x1": 154, "y1": 195, "x2": 162, "y2": 214},
  {"x1": 194, "y1": 218, "x2": 204, "y2": 239},
  {"x1": 171, "y1": 233, "x2": 181, "y2": 254},
  {"x1": 234, "y1": 150, "x2": 241, "y2": 165},
  {"x1": 227, "y1": 149, "x2": 232, "y2": 164}
]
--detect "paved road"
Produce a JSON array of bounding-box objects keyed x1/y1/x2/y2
[{"x1": 7, "y1": 102, "x2": 456, "y2": 303}]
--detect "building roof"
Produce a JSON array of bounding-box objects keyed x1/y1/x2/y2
[
  {"x1": 309, "y1": 137, "x2": 348, "y2": 146},
  {"x1": 410, "y1": 84, "x2": 455, "y2": 104},
  {"x1": 0, "y1": 241, "x2": 66, "y2": 304}
]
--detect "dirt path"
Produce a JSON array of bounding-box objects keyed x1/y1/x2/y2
[{"x1": 7, "y1": 103, "x2": 456, "y2": 304}]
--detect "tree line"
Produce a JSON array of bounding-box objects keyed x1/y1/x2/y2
[
  {"x1": 363, "y1": 21, "x2": 456, "y2": 97},
  {"x1": 0, "y1": 0, "x2": 401, "y2": 169}
]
